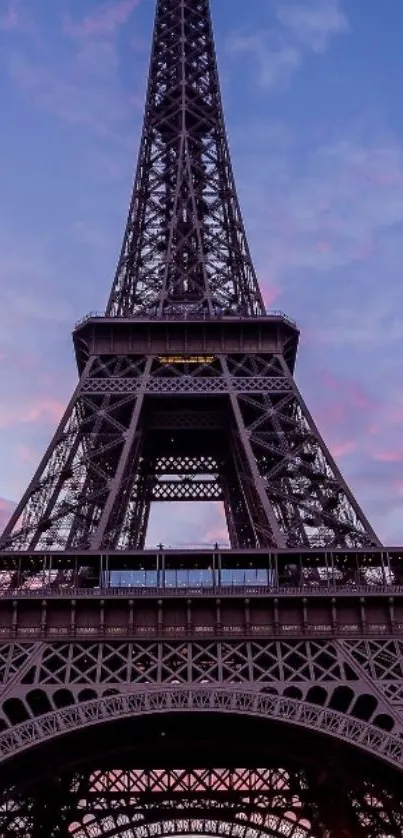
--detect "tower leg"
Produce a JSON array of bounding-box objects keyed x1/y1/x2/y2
[{"x1": 305, "y1": 769, "x2": 397, "y2": 838}]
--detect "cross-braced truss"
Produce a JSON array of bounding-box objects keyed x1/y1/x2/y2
[
  {"x1": 0, "y1": 352, "x2": 380, "y2": 551},
  {"x1": 107, "y1": 0, "x2": 265, "y2": 318},
  {"x1": 0, "y1": 639, "x2": 400, "y2": 746},
  {"x1": 1, "y1": 765, "x2": 403, "y2": 837}
]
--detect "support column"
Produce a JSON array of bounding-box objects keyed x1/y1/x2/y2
[
  {"x1": 221, "y1": 357, "x2": 286, "y2": 547},
  {"x1": 91, "y1": 358, "x2": 153, "y2": 549}
]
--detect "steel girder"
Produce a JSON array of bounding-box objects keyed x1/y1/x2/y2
[
  {"x1": 0, "y1": 756, "x2": 403, "y2": 836},
  {"x1": 0, "y1": 352, "x2": 379, "y2": 552},
  {"x1": 0, "y1": 639, "x2": 402, "y2": 750},
  {"x1": 0, "y1": 634, "x2": 402, "y2": 835},
  {"x1": 106, "y1": 0, "x2": 265, "y2": 318}
]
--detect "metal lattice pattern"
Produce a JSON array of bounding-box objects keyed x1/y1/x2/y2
[
  {"x1": 107, "y1": 0, "x2": 265, "y2": 317},
  {"x1": 0, "y1": 687, "x2": 401, "y2": 778},
  {"x1": 3, "y1": 765, "x2": 403, "y2": 838},
  {"x1": 18, "y1": 638, "x2": 353, "y2": 687},
  {"x1": 347, "y1": 640, "x2": 403, "y2": 706},
  {"x1": 0, "y1": 639, "x2": 399, "y2": 740},
  {"x1": 0, "y1": 644, "x2": 37, "y2": 686},
  {"x1": 234, "y1": 375, "x2": 378, "y2": 549},
  {"x1": 0, "y1": 366, "x2": 139, "y2": 552},
  {"x1": 81, "y1": 377, "x2": 292, "y2": 394},
  {"x1": 0, "y1": 353, "x2": 379, "y2": 551}
]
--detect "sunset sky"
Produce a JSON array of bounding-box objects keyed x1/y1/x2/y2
[{"x1": 1, "y1": 0, "x2": 403, "y2": 545}]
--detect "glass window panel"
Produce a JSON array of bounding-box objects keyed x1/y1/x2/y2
[
  {"x1": 130, "y1": 571, "x2": 146, "y2": 587},
  {"x1": 189, "y1": 570, "x2": 208, "y2": 587},
  {"x1": 177, "y1": 570, "x2": 189, "y2": 588},
  {"x1": 200, "y1": 570, "x2": 213, "y2": 587},
  {"x1": 145, "y1": 571, "x2": 158, "y2": 587},
  {"x1": 220, "y1": 569, "x2": 233, "y2": 586},
  {"x1": 232, "y1": 570, "x2": 245, "y2": 586},
  {"x1": 164, "y1": 570, "x2": 177, "y2": 588}
]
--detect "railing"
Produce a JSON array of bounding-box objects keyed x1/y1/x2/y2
[
  {"x1": 75, "y1": 310, "x2": 103, "y2": 326},
  {"x1": 74, "y1": 310, "x2": 297, "y2": 329},
  {"x1": 0, "y1": 622, "x2": 400, "y2": 641},
  {"x1": 1, "y1": 583, "x2": 402, "y2": 599}
]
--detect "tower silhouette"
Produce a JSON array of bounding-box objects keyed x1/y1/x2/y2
[{"x1": 0, "y1": 1, "x2": 403, "y2": 836}]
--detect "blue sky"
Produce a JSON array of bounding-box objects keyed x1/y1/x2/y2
[{"x1": 1, "y1": 0, "x2": 403, "y2": 545}]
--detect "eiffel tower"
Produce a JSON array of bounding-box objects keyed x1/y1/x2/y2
[{"x1": 0, "y1": 0, "x2": 403, "y2": 835}]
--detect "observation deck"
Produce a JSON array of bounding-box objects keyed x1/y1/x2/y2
[
  {"x1": 0, "y1": 547, "x2": 402, "y2": 643},
  {"x1": 73, "y1": 311, "x2": 299, "y2": 375}
]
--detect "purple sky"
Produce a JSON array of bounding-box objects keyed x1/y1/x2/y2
[{"x1": 1, "y1": 0, "x2": 403, "y2": 546}]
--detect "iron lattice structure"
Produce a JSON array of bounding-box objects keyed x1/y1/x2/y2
[
  {"x1": 106, "y1": 0, "x2": 265, "y2": 318},
  {"x1": 0, "y1": 0, "x2": 402, "y2": 836}
]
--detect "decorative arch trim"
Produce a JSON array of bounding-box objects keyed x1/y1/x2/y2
[
  {"x1": 70, "y1": 812, "x2": 310, "y2": 838},
  {"x1": 0, "y1": 687, "x2": 402, "y2": 770}
]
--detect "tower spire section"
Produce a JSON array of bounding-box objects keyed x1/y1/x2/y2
[{"x1": 107, "y1": 0, "x2": 265, "y2": 318}]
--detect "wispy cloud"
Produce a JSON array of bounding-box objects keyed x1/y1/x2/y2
[
  {"x1": 228, "y1": 0, "x2": 348, "y2": 88},
  {"x1": 4, "y1": 0, "x2": 145, "y2": 136},
  {"x1": 0, "y1": 498, "x2": 15, "y2": 531},
  {"x1": 0, "y1": 0, "x2": 19, "y2": 31},
  {"x1": 0, "y1": 226, "x2": 74, "y2": 344},
  {"x1": 228, "y1": 33, "x2": 301, "y2": 88},
  {"x1": 234, "y1": 128, "x2": 403, "y2": 349},
  {"x1": 64, "y1": 0, "x2": 141, "y2": 39},
  {"x1": 147, "y1": 502, "x2": 229, "y2": 548},
  {"x1": 0, "y1": 397, "x2": 65, "y2": 430},
  {"x1": 297, "y1": 364, "x2": 403, "y2": 542},
  {"x1": 276, "y1": 0, "x2": 348, "y2": 53}
]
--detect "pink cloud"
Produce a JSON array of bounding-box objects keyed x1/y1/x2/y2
[
  {"x1": 263, "y1": 283, "x2": 281, "y2": 308},
  {"x1": 0, "y1": 398, "x2": 65, "y2": 429},
  {"x1": 353, "y1": 238, "x2": 375, "y2": 261},
  {"x1": 204, "y1": 526, "x2": 229, "y2": 544},
  {"x1": 321, "y1": 371, "x2": 375, "y2": 411},
  {"x1": 349, "y1": 162, "x2": 403, "y2": 189},
  {"x1": 389, "y1": 405, "x2": 403, "y2": 423},
  {"x1": 0, "y1": 498, "x2": 16, "y2": 531},
  {"x1": 25, "y1": 398, "x2": 65, "y2": 424},
  {"x1": 17, "y1": 443, "x2": 39, "y2": 465},
  {"x1": 315, "y1": 240, "x2": 332, "y2": 253},
  {"x1": 0, "y1": 0, "x2": 18, "y2": 30},
  {"x1": 64, "y1": 0, "x2": 141, "y2": 39},
  {"x1": 373, "y1": 450, "x2": 403, "y2": 463},
  {"x1": 319, "y1": 402, "x2": 346, "y2": 425},
  {"x1": 203, "y1": 503, "x2": 230, "y2": 545},
  {"x1": 330, "y1": 440, "x2": 356, "y2": 458}
]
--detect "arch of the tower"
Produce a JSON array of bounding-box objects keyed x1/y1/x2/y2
[
  {"x1": 68, "y1": 807, "x2": 314, "y2": 838},
  {"x1": 1, "y1": 693, "x2": 403, "y2": 837},
  {"x1": 0, "y1": 794, "x2": 319, "y2": 838},
  {"x1": 0, "y1": 687, "x2": 401, "y2": 771}
]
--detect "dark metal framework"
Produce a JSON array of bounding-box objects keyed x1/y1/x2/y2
[
  {"x1": 0, "y1": 0, "x2": 401, "y2": 836},
  {"x1": 107, "y1": 0, "x2": 265, "y2": 318},
  {"x1": 0, "y1": 343, "x2": 380, "y2": 552},
  {"x1": 2, "y1": 764, "x2": 403, "y2": 838}
]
